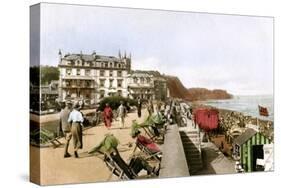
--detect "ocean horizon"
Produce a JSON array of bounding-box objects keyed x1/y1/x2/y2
[{"x1": 203, "y1": 95, "x2": 274, "y2": 121}]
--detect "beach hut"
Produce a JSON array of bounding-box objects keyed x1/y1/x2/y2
[
  {"x1": 194, "y1": 108, "x2": 219, "y2": 132},
  {"x1": 232, "y1": 128, "x2": 271, "y2": 172}
]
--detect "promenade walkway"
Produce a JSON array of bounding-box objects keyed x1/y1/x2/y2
[{"x1": 30, "y1": 109, "x2": 148, "y2": 185}]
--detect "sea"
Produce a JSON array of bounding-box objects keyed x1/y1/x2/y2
[{"x1": 203, "y1": 95, "x2": 274, "y2": 121}]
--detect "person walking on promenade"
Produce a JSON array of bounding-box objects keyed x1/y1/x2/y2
[
  {"x1": 137, "y1": 97, "x2": 142, "y2": 118},
  {"x1": 147, "y1": 99, "x2": 154, "y2": 116},
  {"x1": 103, "y1": 103, "x2": 113, "y2": 129},
  {"x1": 57, "y1": 103, "x2": 66, "y2": 138},
  {"x1": 68, "y1": 103, "x2": 84, "y2": 158},
  {"x1": 150, "y1": 99, "x2": 154, "y2": 114},
  {"x1": 117, "y1": 101, "x2": 127, "y2": 129},
  {"x1": 59, "y1": 101, "x2": 72, "y2": 158}
]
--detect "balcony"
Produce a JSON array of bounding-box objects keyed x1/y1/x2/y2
[
  {"x1": 128, "y1": 83, "x2": 154, "y2": 89},
  {"x1": 62, "y1": 75, "x2": 95, "y2": 80},
  {"x1": 61, "y1": 83, "x2": 96, "y2": 89}
]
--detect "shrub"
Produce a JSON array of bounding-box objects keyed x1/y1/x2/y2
[{"x1": 98, "y1": 96, "x2": 137, "y2": 111}]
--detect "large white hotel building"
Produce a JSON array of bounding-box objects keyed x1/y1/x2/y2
[{"x1": 58, "y1": 50, "x2": 168, "y2": 103}]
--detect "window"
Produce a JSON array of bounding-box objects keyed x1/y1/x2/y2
[
  {"x1": 117, "y1": 70, "x2": 122, "y2": 77},
  {"x1": 100, "y1": 90, "x2": 105, "y2": 99},
  {"x1": 77, "y1": 69, "x2": 81, "y2": 76},
  {"x1": 140, "y1": 77, "x2": 144, "y2": 84},
  {"x1": 65, "y1": 81, "x2": 70, "y2": 87},
  {"x1": 85, "y1": 80, "x2": 91, "y2": 87},
  {"x1": 134, "y1": 77, "x2": 138, "y2": 83},
  {"x1": 66, "y1": 69, "x2": 71, "y2": 75},
  {"x1": 85, "y1": 69, "x2": 90, "y2": 76},
  {"x1": 105, "y1": 62, "x2": 108, "y2": 68},
  {"x1": 68, "y1": 61, "x2": 74, "y2": 66},
  {"x1": 100, "y1": 79, "x2": 105, "y2": 87},
  {"x1": 117, "y1": 79, "x2": 123, "y2": 87},
  {"x1": 109, "y1": 70, "x2": 113, "y2": 77},
  {"x1": 147, "y1": 77, "x2": 151, "y2": 83},
  {"x1": 66, "y1": 91, "x2": 70, "y2": 97},
  {"x1": 75, "y1": 59, "x2": 81, "y2": 66},
  {"x1": 109, "y1": 79, "x2": 114, "y2": 87},
  {"x1": 118, "y1": 90, "x2": 122, "y2": 96},
  {"x1": 100, "y1": 70, "x2": 105, "y2": 77}
]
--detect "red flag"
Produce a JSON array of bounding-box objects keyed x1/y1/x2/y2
[{"x1": 258, "y1": 105, "x2": 269, "y2": 116}]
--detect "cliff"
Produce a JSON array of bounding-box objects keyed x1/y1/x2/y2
[
  {"x1": 185, "y1": 88, "x2": 233, "y2": 101},
  {"x1": 165, "y1": 75, "x2": 233, "y2": 101},
  {"x1": 165, "y1": 76, "x2": 187, "y2": 99}
]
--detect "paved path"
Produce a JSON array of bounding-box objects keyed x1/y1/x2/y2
[{"x1": 31, "y1": 109, "x2": 149, "y2": 185}]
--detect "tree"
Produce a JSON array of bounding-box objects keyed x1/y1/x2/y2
[{"x1": 40, "y1": 66, "x2": 59, "y2": 84}]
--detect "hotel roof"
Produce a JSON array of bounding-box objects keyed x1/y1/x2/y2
[{"x1": 62, "y1": 53, "x2": 127, "y2": 62}]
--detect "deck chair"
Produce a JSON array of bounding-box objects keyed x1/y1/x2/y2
[
  {"x1": 104, "y1": 150, "x2": 136, "y2": 180},
  {"x1": 30, "y1": 128, "x2": 62, "y2": 148},
  {"x1": 134, "y1": 139, "x2": 162, "y2": 163},
  {"x1": 104, "y1": 149, "x2": 158, "y2": 180},
  {"x1": 142, "y1": 124, "x2": 165, "y2": 143}
]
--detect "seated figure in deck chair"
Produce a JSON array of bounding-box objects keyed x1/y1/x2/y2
[
  {"x1": 140, "y1": 113, "x2": 166, "y2": 142},
  {"x1": 131, "y1": 122, "x2": 162, "y2": 162},
  {"x1": 88, "y1": 134, "x2": 158, "y2": 179}
]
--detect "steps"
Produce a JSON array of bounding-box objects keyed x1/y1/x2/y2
[
  {"x1": 179, "y1": 128, "x2": 203, "y2": 175},
  {"x1": 171, "y1": 102, "x2": 203, "y2": 175}
]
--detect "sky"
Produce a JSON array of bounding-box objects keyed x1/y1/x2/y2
[{"x1": 37, "y1": 3, "x2": 274, "y2": 96}]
